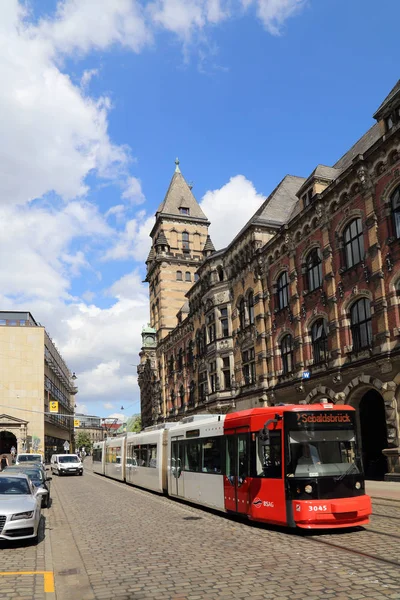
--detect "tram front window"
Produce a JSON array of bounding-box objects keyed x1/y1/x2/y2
[{"x1": 287, "y1": 430, "x2": 360, "y2": 478}]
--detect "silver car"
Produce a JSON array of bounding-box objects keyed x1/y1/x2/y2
[{"x1": 0, "y1": 473, "x2": 46, "y2": 542}]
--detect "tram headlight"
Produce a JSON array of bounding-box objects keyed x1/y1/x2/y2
[
  {"x1": 355, "y1": 481, "x2": 361, "y2": 490},
  {"x1": 304, "y1": 485, "x2": 313, "y2": 494}
]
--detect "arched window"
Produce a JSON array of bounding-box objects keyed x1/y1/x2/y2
[
  {"x1": 178, "y1": 348, "x2": 183, "y2": 371},
  {"x1": 351, "y1": 298, "x2": 372, "y2": 351},
  {"x1": 187, "y1": 341, "x2": 194, "y2": 366},
  {"x1": 239, "y1": 298, "x2": 246, "y2": 329},
  {"x1": 306, "y1": 249, "x2": 323, "y2": 291},
  {"x1": 185, "y1": 271, "x2": 191, "y2": 281},
  {"x1": 281, "y1": 334, "x2": 293, "y2": 374},
  {"x1": 179, "y1": 385, "x2": 185, "y2": 408},
  {"x1": 217, "y1": 266, "x2": 224, "y2": 281},
  {"x1": 176, "y1": 270, "x2": 182, "y2": 281},
  {"x1": 343, "y1": 218, "x2": 364, "y2": 268},
  {"x1": 277, "y1": 271, "x2": 289, "y2": 310},
  {"x1": 188, "y1": 381, "x2": 196, "y2": 407},
  {"x1": 170, "y1": 390, "x2": 175, "y2": 409},
  {"x1": 391, "y1": 186, "x2": 400, "y2": 238},
  {"x1": 311, "y1": 319, "x2": 328, "y2": 364},
  {"x1": 194, "y1": 273, "x2": 199, "y2": 282},
  {"x1": 248, "y1": 292, "x2": 255, "y2": 324},
  {"x1": 182, "y1": 231, "x2": 190, "y2": 252}
]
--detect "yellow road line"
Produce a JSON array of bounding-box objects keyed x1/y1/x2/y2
[{"x1": 0, "y1": 571, "x2": 55, "y2": 593}]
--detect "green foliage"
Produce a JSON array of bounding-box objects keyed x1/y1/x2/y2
[
  {"x1": 75, "y1": 431, "x2": 92, "y2": 450},
  {"x1": 126, "y1": 415, "x2": 141, "y2": 433}
]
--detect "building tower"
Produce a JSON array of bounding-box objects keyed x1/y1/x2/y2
[{"x1": 145, "y1": 159, "x2": 210, "y2": 340}]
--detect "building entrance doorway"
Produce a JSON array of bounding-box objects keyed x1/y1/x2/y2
[
  {"x1": 0, "y1": 431, "x2": 17, "y2": 455},
  {"x1": 359, "y1": 390, "x2": 388, "y2": 480}
]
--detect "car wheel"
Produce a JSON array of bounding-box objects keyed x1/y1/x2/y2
[
  {"x1": 79, "y1": 472, "x2": 83, "y2": 476},
  {"x1": 42, "y1": 497, "x2": 48, "y2": 509}
]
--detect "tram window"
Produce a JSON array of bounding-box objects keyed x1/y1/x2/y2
[
  {"x1": 202, "y1": 438, "x2": 222, "y2": 473},
  {"x1": 93, "y1": 448, "x2": 102, "y2": 462},
  {"x1": 254, "y1": 432, "x2": 282, "y2": 479},
  {"x1": 185, "y1": 441, "x2": 201, "y2": 472},
  {"x1": 287, "y1": 430, "x2": 360, "y2": 477},
  {"x1": 137, "y1": 445, "x2": 148, "y2": 466},
  {"x1": 130, "y1": 446, "x2": 138, "y2": 466},
  {"x1": 148, "y1": 444, "x2": 157, "y2": 468},
  {"x1": 226, "y1": 436, "x2": 235, "y2": 479}
]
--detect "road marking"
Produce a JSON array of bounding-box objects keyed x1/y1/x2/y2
[{"x1": 0, "y1": 571, "x2": 55, "y2": 593}]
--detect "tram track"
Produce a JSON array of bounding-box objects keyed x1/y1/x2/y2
[{"x1": 307, "y1": 534, "x2": 400, "y2": 570}]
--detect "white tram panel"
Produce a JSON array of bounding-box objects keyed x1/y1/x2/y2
[
  {"x1": 104, "y1": 435, "x2": 126, "y2": 481},
  {"x1": 125, "y1": 428, "x2": 165, "y2": 493},
  {"x1": 92, "y1": 441, "x2": 105, "y2": 475},
  {"x1": 168, "y1": 414, "x2": 226, "y2": 511}
]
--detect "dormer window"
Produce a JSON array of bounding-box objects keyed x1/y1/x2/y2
[
  {"x1": 386, "y1": 115, "x2": 394, "y2": 131},
  {"x1": 304, "y1": 188, "x2": 314, "y2": 207},
  {"x1": 180, "y1": 207, "x2": 190, "y2": 215}
]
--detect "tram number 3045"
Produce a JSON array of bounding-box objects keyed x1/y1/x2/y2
[{"x1": 308, "y1": 505, "x2": 328, "y2": 512}]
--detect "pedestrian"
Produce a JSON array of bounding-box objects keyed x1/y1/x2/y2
[
  {"x1": 0, "y1": 455, "x2": 9, "y2": 471},
  {"x1": 10, "y1": 446, "x2": 16, "y2": 464}
]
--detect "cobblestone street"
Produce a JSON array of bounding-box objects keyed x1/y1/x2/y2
[{"x1": 1, "y1": 463, "x2": 400, "y2": 600}]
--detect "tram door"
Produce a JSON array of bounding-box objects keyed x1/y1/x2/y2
[
  {"x1": 170, "y1": 436, "x2": 185, "y2": 497},
  {"x1": 224, "y1": 429, "x2": 250, "y2": 514}
]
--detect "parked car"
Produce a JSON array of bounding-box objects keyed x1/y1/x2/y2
[
  {"x1": 15, "y1": 453, "x2": 45, "y2": 467},
  {"x1": 0, "y1": 473, "x2": 46, "y2": 542},
  {"x1": 5, "y1": 466, "x2": 51, "y2": 508},
  {"x1": 51, "y1": 454, "x2": 83, "y2": 476}
]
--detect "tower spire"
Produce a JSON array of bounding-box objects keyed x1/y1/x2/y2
[{"x1": 175, "y1": 157, "x2": 181, "y2": 173}]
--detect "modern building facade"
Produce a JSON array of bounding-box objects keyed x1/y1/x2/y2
[
  {"x1": 138, "y1": 81, "x2": 400, "y2": 480},
  {"x1": 0, "y1": 311, "x2": 77, "y2": 461},
  {"x1": 74, "y1": 414, "x2": 105, "y2": 445}
]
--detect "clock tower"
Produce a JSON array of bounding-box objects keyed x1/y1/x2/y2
[{"x1": 145, "y1": 159, "x2": 210, "y2": 340}]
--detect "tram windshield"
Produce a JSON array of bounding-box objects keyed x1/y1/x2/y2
[{"x1": 287, "y1": 429, "x2": 361, "y2": 478}]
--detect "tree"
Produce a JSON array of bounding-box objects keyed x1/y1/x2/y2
[
  {"x1": 75, "y1": 431, "x2": 92, "y2": 452},
  {"x1": 127, "y1": 415, "x2": 141, "y2": 433}
]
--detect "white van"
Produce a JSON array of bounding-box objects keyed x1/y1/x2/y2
[
  {"x1": 51, "y1": 454, "x2": 83, "y2": 476},
  {"x1": 15, "y1": 453, "x2": 45, "y2": 466}
]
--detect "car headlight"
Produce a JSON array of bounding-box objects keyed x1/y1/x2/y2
[
  {"x1": 304, "y1": 485, "x2": 313, "y2": 494},
  {"x1": 11, "y1": 511, "x2": 34, "y2": 521}
]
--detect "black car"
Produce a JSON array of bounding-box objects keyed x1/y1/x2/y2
[{"x1": 4, "y1": 465, "x2": 51, "y2": 507}]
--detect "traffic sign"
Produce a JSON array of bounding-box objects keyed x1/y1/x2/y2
[
  {"x1": 302, "y1": 370, "x2": 310, "y2": 380},
  {"x1": 63, "y1": 441, "x2": 70, "y2": 452},
  {"x1": 49, "y1": 401, "x2": 59, "y2": 413},
  {"x1": 74, "y1": 419, "x2": 80, "y2": 428}
]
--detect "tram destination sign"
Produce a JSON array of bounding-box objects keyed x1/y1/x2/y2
[
  {"x1": 286, "y1": 411, "x2": 355, "y2": 430},
  {"x1": 186, "y1": 429, "x2": 200, "y2": 438}
]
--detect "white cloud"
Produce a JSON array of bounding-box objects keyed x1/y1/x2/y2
[
  {"x1": 0, "y1": 1, "x2": 307, "y2": 416},
  {"x1": 106, "y1": 413, "x2": 126, "y2": 422},
  {"x1": 121, "y1": 177, "x2": 146, "y2": 204},
  {"x1": 76, "y1": 403, "x2": 88, "y2": 414},
  {"x1": 103, "y1": 212, "x2": 155, "y2": 262},
  {"x1": 242, "y1": 0, "x2": 307, "y2": 34},
  {"x1": 200, "y1": 175, "x2": 265, "y2": 249},
  {"x1": 148, "y1": 0, "x2": 230, "y2": 40},
  {"x1": 81, "y1": 68, "x2": 99, "y2": 88},
  {"x1": 103, "y1": 402, "x2": 114, "y2": 410},
  {"x1": 37, "y1": 0, "x2": 151, "y2": 55}
]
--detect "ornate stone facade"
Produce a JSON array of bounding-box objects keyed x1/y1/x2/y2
[{"x1": 139, "y1": 81, "x2": 400, "y2": 479}]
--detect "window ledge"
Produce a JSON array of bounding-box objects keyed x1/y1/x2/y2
[{"x1": 339, "y1": 262, "x2": 363, "y2": 277}]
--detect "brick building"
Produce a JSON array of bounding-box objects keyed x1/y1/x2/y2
[{"x1": 138, "y1": 81, "x2": 400, "y2": 480}]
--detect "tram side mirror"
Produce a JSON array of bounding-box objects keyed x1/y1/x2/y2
[{"x1": 259, "y1": 428, "x2": 270, "y2": 446}]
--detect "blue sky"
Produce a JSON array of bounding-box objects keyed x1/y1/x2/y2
[{"x1": 0, "y1": 0, "x2": 398, "y2": 419}]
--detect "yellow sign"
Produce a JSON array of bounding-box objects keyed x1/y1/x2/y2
[
  {"x1": 74, "y1": 419, "x2": 80, "y2": 428},
  {"x1": 49, "y1": 401, "x2": 59, "y2": 413}
]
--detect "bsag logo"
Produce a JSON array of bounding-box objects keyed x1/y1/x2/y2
[{"x1": 252, "y1": 498, "x2": 274, "y2": 509}]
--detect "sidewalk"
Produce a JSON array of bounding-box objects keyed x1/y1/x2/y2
[{"x1": 366, "y1": 479, "x2": 400, "y2": 501}]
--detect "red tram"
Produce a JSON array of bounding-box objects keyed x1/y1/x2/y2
[
  {"x1": 223, "y1": 404, "x2": 371, "y2": 529},
  {"x1": 93, "y1": 403, "x2": 372, "y2": 530}
]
